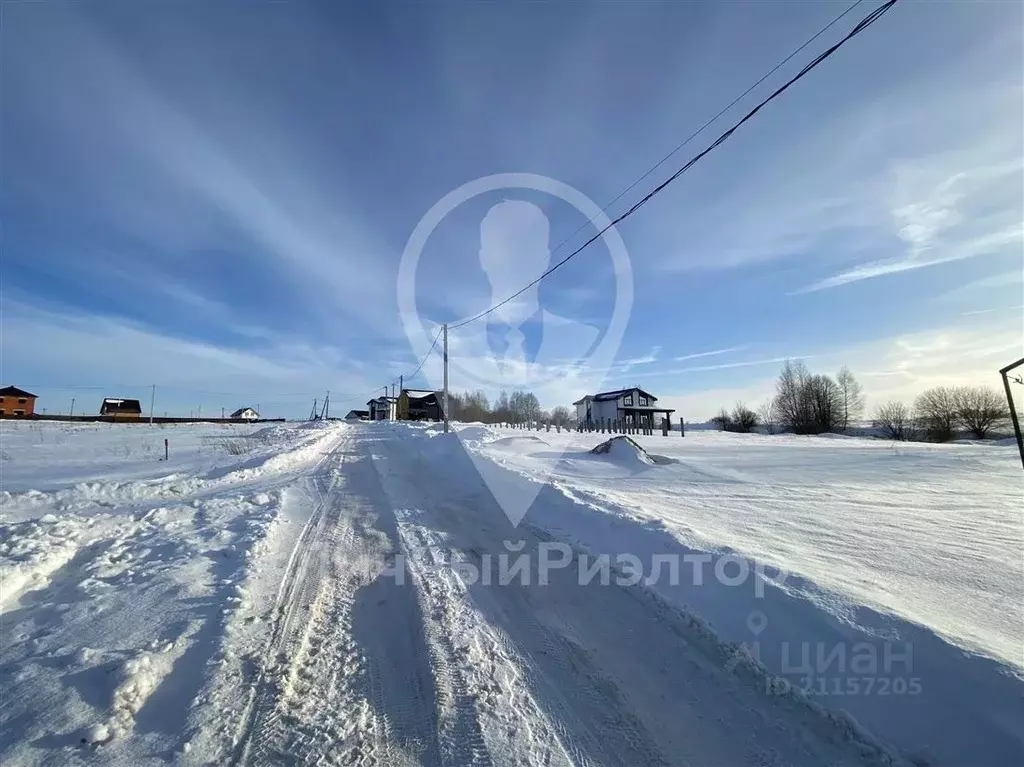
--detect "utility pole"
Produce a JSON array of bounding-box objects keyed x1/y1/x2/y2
[
  {"x1": 69, "y1": 398, "x2": 75, "y2": 417},
  {"x1": 443, "y1": 322, "x2": 449, "y2": 433},
  {"x1": 221, "y1": 407, "x2": 225, "y2": 419},
  {"x1": 149, "y1": 385, "x2": 155, "y2": 425},
  {"x1": 324, "y1": 390, "x2": 330, "y2": 420},
  {"x1": 999, "y1": 357, "x2": 1024, "y2": 469}
]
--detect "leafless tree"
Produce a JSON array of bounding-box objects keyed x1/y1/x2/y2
[
  {"x1": 774, "y1": 359, "x2": 811, "y2": 433},
  {"x1": 836, "y1": 366, "x2": 865, "y2": 431},
  {"x1": 757, "y1": 399, "x2": 779, "y2": 434},
  {"x1": 731, "y1": 402, "x2": 759, "y2": 433},
  {"x1": 873, "y1": 401, "x2": 915, "y2": 441},
  {"x1": 774, "y1": 359, "x2": 843, "y2": 434},
  {"x1": 914, "y1": 386, "x2": 959, "y2": 442},
  {"x1": 954, "y1": 386, "x2": 1010, "y2": 439},
  {"x1": 711, "y1": 408, "x2": 733, "y2": 431},
  {"x1": 550, "y1": 405, "x2": 573, "y2": 427}
]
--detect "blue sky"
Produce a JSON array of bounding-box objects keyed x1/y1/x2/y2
[{"x1": 2, "y1": 0, "x2": 1021, "y2": 420}]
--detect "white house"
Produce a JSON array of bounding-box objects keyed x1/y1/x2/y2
[
  {"x1": 367, "y1": 396, "x2": 397, "y2": 421},
  {"x1": 573, "y1": 388, "x2": 675, "y2": 430},
  {"x1": 230, "y1": 407, "x2": 260, "y2": 421}
]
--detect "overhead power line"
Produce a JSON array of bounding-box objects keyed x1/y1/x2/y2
[
  {"x1": 403, "y1": 326, "x2": 444, "y2": 382},
  {"x1": 450, "y1": 0, "x2": 899, "y2": 331},
  {"x1": 533, "y1": 0, "x2": 868, "y2": 286}
]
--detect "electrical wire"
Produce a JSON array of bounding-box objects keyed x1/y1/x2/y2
[
  {"x1": 532, "y1": 0, "x2": 867, "y2": 285},
  {"x1": 450, "y1": 0, "x2": 899, "y2": 331}
]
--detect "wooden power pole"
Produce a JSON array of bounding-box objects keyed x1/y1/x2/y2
[{"x1": 443, "y1": 323, "x2": 449, "y2": 433}]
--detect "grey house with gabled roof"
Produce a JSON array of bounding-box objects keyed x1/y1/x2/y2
[{"x1": 573, "y1": 387, "x2": 675, "y2": 430}]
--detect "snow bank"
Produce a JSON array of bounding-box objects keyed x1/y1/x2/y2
[
  {"x1": 589, "y1": 435, "x2": 655, "y2": 465},
  {"x1": 454, "y1": 426, "x2": 1024, "y2": 766}
]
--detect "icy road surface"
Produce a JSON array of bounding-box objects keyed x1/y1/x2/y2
[{"x1": 1, "y1": 420, "x2": 1021, "y2": 766}]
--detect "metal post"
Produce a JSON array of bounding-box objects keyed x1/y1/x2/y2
[
  {"x1": 149, "y1": 384, "x2": 155, "y2": 425},
  {"x1": 70, "y1": 398, "x2": 75, "y2": 417},
  {"x1": 443, "y1": 323, "x2": 449, "y2": 433},
  {"x1": 999, "y1": 357, "x2": 1024, "y2": 469}
]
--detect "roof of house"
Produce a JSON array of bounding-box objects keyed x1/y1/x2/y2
[
  {"x1": 0, "y1": 386, "x2": 37, "y2": 398},
  {"x1": 593, "y1": 387, "x2": 658, "y2": 402},
  {"x1": 572, "y1": 395, "x2": 593, "y2": 405},
  {"x1": 402, "y1": 389, "x2": 437, "y2": 398},
  {"x1": 230, "y1": 407, "x2": 258, "y2": 418},
  {"x1": 345, "y1": 409, "x2": 369, "y2": 418},
  {"x1": 101, "y1": 398, "x2": 143, "y2": 414}
]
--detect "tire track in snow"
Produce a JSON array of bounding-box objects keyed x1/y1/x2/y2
[
  {"x1": 232, "y1": 436, "x2": 448, "y2": 766},
  {"x1": 230, "y1": 438, "x2": 353, "y2": 765}
]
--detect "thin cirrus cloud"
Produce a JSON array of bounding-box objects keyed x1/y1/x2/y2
[{"x1": 673, "y1": 346, "x2": 747, "y2": 363}]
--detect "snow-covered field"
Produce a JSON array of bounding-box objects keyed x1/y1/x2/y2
[{"x1": 1, "y1": 419, "x2": 1021, "y2": 766}]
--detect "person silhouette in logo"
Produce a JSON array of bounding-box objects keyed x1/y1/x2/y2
[{"x1": 470, "y1": 199, "x2": 599, "y2": 385}]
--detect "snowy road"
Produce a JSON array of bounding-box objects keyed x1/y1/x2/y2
[
  {"x1": 3, "y1": 420, "x2": 1020, "y2": 765},
  {"x1": 216, "y1": 426, "x2": 893, "y2": 767}
]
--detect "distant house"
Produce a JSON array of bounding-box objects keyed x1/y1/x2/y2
[
  {"x1": 573, "y1": 388, "x2": 675, "y2": 430},
  {"x1": 0, "y1": 386, "x2": 38, "y2": 418},
  {"x1": 367, "y1": 396, "x2": 397, "y2": 421},
  {"x1": 230, "y1": 407, "x2": 260, "y2": 421},
  {"x1": 100, "y1": 398, "x2": 143, "y2": 420},
  {"x1": 397, "y1": 389, "x2": 442, "y2": 421},
  {"x1": 344, "y1": 409, "x2": 369, "y2": 420}
]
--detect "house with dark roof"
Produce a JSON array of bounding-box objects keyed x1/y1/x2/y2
[
  {"x1": 573, "y1": 388, "x2": 675, "y2": 430},
  {"x1": 344, "y1": 409, "x2": 369, "y2": 420},
  {"x1": 100, "y1": 397, "x2": 143, "y2": 420},
  {"x1": 0, "y1": 386, "x2": 38, "y2": 418},
  {"x1": 367, "y1": 396, "x2": 397, "y2": 421},
  {"x1": 397, "y1": 389, "x2": 442, "y2": 421},
  {"x1": 230, "y1": 407, "x2": 260, "y2": 421}
]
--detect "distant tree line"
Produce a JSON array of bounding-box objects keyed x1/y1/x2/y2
[
  {"x1": 445, "y1": 389, "x2": 573, "y2": 426},
  {"x1": 712, "y1": 360, "x2": 1012, "y2": 442}
]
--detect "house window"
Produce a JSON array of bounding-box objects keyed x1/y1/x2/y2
[
  {"x1": 623, "y1": 394, "x2": 633, "y2": 406},
  {"x1": 13, "y1": 410, "x2": 24, "y2": 416},
  {"x1": 18, "y1": 398, "x2": 27, "y2": 404},
  {"x1": 639, "y1": 395, "x2": 648, "y2": 406}
]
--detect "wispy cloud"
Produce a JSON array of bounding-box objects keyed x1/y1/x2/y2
[
  {"x1": 630, "y1": 355, "x2": 809, "y2": 378},
  {"x1": 794, "y1": 155, "x2": 1023, "y2": 293},
  {"x1": 961, "y1": 305, "x2": 1024, "y2": 316},
  {"x1": 673, "y1": 346, "x2": 746, "y2": 362}
]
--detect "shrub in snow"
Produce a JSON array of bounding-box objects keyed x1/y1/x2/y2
[{"x1": 873, "y1": 401, "x2": 916, "y2": 441}]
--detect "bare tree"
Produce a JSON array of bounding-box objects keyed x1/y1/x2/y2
[
  {"x1": 550, "y1": 405, "x2": 573, "y2": 427},
  {"x1": 731, "y1": 402, "x2": 759, "y2": 433},
  {"x1": 873, "y1": 401, "x2": 915, "y2": 441},
  {"x1": 774, "y1": 359, "x2": 811, "y2": 433},
  {"x1": 836, "y1": 367, "x2": 865, "y2": 432},
  {"x1": 757, "y1": 399, "x2": 779, "y2": 434},
  {"x1": 711, "y1": 408, "x2": 733, "y2": 431},
  {"x1": 914, "y1": 386, "x2": 958, "y2": 442},
  {"x1": 954, "y1": 386, "x2": 1010, "y2": 439}
]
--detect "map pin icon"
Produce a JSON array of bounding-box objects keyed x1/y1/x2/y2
[{"x1": 747, "y1": 610, "x2": 768, "y2": 637}]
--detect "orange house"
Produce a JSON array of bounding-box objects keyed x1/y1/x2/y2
[{"x1": 0, "y1": 386, "x2": 38, "y2": 417}]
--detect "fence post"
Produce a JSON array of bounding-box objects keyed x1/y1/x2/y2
[{"x1": 164, "y1": 438, "x2": 169, "y2": 461}]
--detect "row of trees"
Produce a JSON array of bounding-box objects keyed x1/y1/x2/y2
[
  {"x1": 875, "y1": 386, "x2": 1010, "y2": 441},
  {"x1": 445, "y1": 389, "x2": 574, "y2": 426},
  {"x1": 713, "y1": 360, "x2": 1012, "y2": 441},
  {"x1": 713, "y1": 361, "x2": 864, "y2": 435}
]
